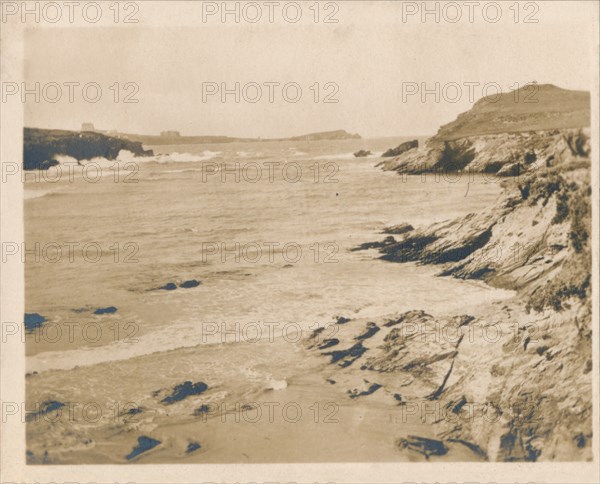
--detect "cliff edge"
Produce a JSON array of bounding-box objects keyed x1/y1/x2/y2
[
  {"x1": 379, "y1": 85, "x2": 590, "y2": 177},
  {"x1": 24, "y1": 128, "x2": 154, "y2": 170}
]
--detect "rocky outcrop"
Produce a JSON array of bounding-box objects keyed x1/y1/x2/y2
[
  {"x1": 125, "y1": 436, "x2": 161, "y2": 460},
  {"x1": 307, "y1": 90, "x2": 592, "y2": 461},
  {"x1": 367, "y1": 156, "x2": 592, "y2": 303},
  {"x1": 24, "y1": 313, "x2": 47, "y2": 332},
  {"x1": 382, "y1": 223, "x2": 414, "y2": 235},
  {"x1": 381, "y1": 139, "x2": 418, "y2": 157},
  {"x1": 24, "y1": 128, "x2": 154, "y2": 170},
  {"x1": 353, "y1": 150, "x2": 372, "y2": 157},
  {"x1": 379, "y1": 85, "x2": 590, "y2": 177},
  {"x1": 378, "y1": 129, "x2": 590, "y2": 176},
  {"x1": 308, "y1": 290, "x2": 591, "y2": 461},
  {"x1": 156, "y1": 381, "x2": 209, "y2": 405}
]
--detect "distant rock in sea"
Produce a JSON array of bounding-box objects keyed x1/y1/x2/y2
[{"x1": 353, "y1": 150, "x2": 372, "y2": 157}]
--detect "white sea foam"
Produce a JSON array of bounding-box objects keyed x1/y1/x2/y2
[
  {"x1": 24, "y1": 188, "x2": 58, "y2": 200},
  {"x1": 49, "y1": 150, "x2": 221, "y2": 169},
  {"x1": 118, "y1": 149, "x2": 221, "y2": 164},
  {"x1": 310, "y1": 151, "x2": 383, "y2": 160}
]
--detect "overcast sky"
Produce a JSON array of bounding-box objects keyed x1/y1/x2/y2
[{"x1": 23, "y1": 1, "x2": 596, "y2": 138}]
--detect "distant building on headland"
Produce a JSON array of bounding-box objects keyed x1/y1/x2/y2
[
  {"x1": 160, "y1": 131, "x2": 180, "y2": 137},
  {"x1": 79, "y1": 124, "x2": 123, "y2": 138}
]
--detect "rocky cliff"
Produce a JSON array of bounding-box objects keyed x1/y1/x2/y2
[
  {"x1": 24, "y1": 128, "x2": 154, "y2": 170},
  {"x1": 305, "y1": 85, "x2": 593, "y2": 461},
  {"x1": 379, "y1": 85, "x2": 590, "y2": 177}
]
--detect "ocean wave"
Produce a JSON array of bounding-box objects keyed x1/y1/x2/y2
[
  {"x1": 285, "y1": 147, "x2": 308, "y2": 156},
  {"x1": 235, "y1": 150, "x2": 264, "y2": 158},
  {"x1": 50, "y1": 150, "x2": 221, "y2": 167},
  {"x1": 24, "y1": 188, "x2": 61, "y2": 200},
  {"x1": 118, "y1": 150, "x2": 221, "y2": 164},
  {"x1": 310, "y1": 151, "x2": 383, "y2": 160}
]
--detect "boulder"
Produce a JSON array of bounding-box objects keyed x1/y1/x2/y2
[
  {"x1": 159, "y1": 381, "x2": 208, "y2": 405},
  {"x1": 24, "y1": 313, "x2": 47, "y2": 332},
  {"x1": 159, "y1": 282, "x2": 177, "y2": 291},
  {"x1": 93, "y1": 306, "x2": 118, "y2": 315},
  {"x1": 180, "y1": 279, "x2": 201, "y2": 288},
  {"x1": 126, "y1": 436, "x2": 161, "y2": 460}
]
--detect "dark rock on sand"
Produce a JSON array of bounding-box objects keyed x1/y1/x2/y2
[
  {"x1": 383, "y1": 310, "x2": 428, "y2": 327},
  {"x1": 26, "y1": 449, "x2": 51, "y2": 464},
  {"x1": 353, "y1": 150, "x2": 372, "y2": 157},
  {"x1": 304, "y1": 326, "x2": 326, "y2": 350},
  {"x1": 26, "y1": 400, "x2": 65, "y2": 422},
  {"x1": 126, "y1": 436, "x2": 161, "y2": 460},
  {"x1": 160, "y1": 381, "x2": 208, "y2": 405},
  {"x1": 382, "y1": 139, "x2": 418, "y2": 157},
  {"x1": 355, "y1": 322, "x2": 380, "y2": 340},
  {"x1": 93, "y1": 306, "x2": 117, "y2": 315},
  {"x1": 71, "y1": 307, "x2": 91, "y2": 313},
  {"x1": 194, "y1": 404, "x2": 211, "y2": 416},
  {"x1": 159, "y1": 282, "x2": 177, "y2": 291},
  {"x1": 323, "y1": 342, "x2": 367, "y2": 368},
  {"x1": 397, "y1": 435, "x2": 448, "y2": 459},
  {"x1": 24, "y1": 313, "x2": 47, "y2": 332},
  {"x1": 335, "y1": 316, "x2": 351, "y2": 325},
  {"x1": 318, "y1": 338, "x2": 340, "y2": 349},
  {"x1": 351, "y1": 235, "x2": 400, "y2": 252},
  {"x1": 123, "y1": 406, "x2": 144, "y2": 416},
  {"x1": 186, "y1": 441, "x2": 202, "y2": 454},
  {"x1": 499, "y1": 427, "x2": 541, "y2": 462},
  {"x1": 180, "y1": 279, "x2": 201, "y2": 288},
  {"x1": 348, "y1": 383, "x2": 382, "y2": 399},
  {"x1": 447, "y1": 438, "x2": 488, "y2": 459}
]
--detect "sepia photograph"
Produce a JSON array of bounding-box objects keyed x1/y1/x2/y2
[{"x1": 0, "y1": 1, "x2": 599, "y2": 483}]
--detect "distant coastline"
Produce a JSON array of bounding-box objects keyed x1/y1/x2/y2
[
  {"x1": 116, "y1": 128, "x2": 361, "y2": 145},
  {"x1": 23, "y1": 127, "x2": 362, "y2": 170}
]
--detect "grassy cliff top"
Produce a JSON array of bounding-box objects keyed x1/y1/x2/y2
[{"x1": 435, "y1": 84, "x2": 590, "y2": 141}]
